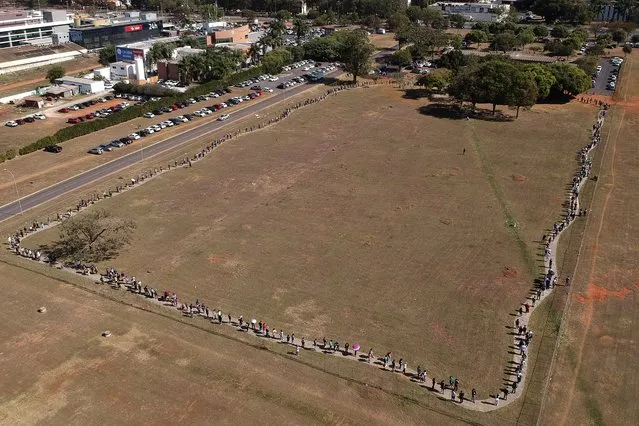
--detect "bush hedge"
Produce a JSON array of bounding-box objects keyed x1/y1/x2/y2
[{"x1": 18, "y1": 66, "x2": 268, "y2": 157}]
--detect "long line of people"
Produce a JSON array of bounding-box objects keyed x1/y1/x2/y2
[{"x1": 5, "y1": 89, "x2": 610, "y2": 411}]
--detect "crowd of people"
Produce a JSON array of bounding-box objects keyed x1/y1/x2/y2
[{"x1": 5, "y1": 83, "x2": 611, "y2": 411}]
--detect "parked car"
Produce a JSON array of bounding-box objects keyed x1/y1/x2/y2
[
  {"x1": 218, "y1": 113, "x2": 230, "y2": 121},
  {"x1": 110, "y1": 140, "x2": 125, "y2": 148},
  {"x1": 5, "y1": 120, "x2": 18, "y2": 127},
  {"x1": 58, "y1": 107, "x2": 70, "y2": 113},
  {"x1": 143, "y1": 112, "x2": 155, "y2": 118},
  {"x1": 99, "y1": 143, "x2": 114, "y2": 152},
  {"x1": 88, "y1": 147, "x2": 104, "y2": 155},
  {"x1": 23, "y1": 116, "x2": 35, "y2": 123},
  {"x1": 44, "y1": 144, "x2": 63, "y2": 153},
  {"x1": 67, "y1": 117, "x2": 81, "y2": 124},
  {"x1": 33, "y1": 113, "x2": 46, "y2": 120},
  {"x1": 128, "y1": 133, "x2": 141, "y2": 141}
]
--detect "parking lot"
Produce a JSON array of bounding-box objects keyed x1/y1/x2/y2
[{"x1": 588, "y1": 58, "x2": 620, "y2": 96}]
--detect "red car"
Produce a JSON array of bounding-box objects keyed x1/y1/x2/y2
[
  {"x1": 85, "y1": 113, "x2": 94, "y2": 119},
  {"x1": 67, "y1": 117, "x2": 81, "y2": 124},
  {"x1": 58, "y1": 107, "x2": 70, "y2": 113},
  {"x1": 171, "y1": 104, "x2": 179, "y2": 110}
]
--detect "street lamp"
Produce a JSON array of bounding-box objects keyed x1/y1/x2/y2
[{"x1": 4, "y1": 168, "x2": 23, "y2": 216}]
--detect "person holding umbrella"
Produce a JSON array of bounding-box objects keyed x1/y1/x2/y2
[{"x1": 352, "y1": 344, "x2": 360, "y2": 357}]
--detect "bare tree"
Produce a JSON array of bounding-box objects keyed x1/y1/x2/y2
[{"x1": 51, "y1": 210, "x2": 136, "y2": 263}]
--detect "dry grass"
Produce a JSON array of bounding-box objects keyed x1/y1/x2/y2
[
  {"x1": 0, "y1": 85, "x2": 305, "y2": 205},
  {"x1": 540, "y1": 52, "x2": 639, "y2": 426},
  {"x1": 24, "y1": 84, "x2": 596, "y2": 403},
  {"x1": 369, "y1": 33, "x2": 397, "y2": 49}
]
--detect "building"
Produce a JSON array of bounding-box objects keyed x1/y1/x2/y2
[
  {"x1": 0, "y1": 9, "x2": 73, "y2": 49},
  {"x1": 69, "y1": 19, "x2": 163, "y2": 49},
  {"x1": 0, "y1": 42, "x2": 87, "y2": 75},
  {"x1": 429, "y1": 1, "x2": 509, "y2": 22},
  {"x1": 44, "y1": 84, "x2": 78, "y2": 98},
  {"x1": 156, "y1": 46, "x2": 206, "y2": 82},
  {"x1": 206, "y1": 25, "x2": 250, "y2": 47},
  {"x1": 23, "y1": 96, "x2": 44, "y2": 108},
  {"x1": 54, "y1": 76, "x2": 105, "y2": 94},
  {"x1": 110, "y1": 60, "x2": 138, "y2": 81}
]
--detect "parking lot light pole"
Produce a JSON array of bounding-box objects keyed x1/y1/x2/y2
[{"x1": 4, "y1": 168, "x2": 23, "y2": 216}]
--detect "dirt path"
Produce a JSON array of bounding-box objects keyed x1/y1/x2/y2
[{"x1": 8, "y1": 83, "x2": 609, "y2": 415}]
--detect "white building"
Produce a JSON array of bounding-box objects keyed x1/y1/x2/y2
[
  {"x1": 54, "y1": 76, "x2": 105, "y2": 94},
  {"x1": 0, "y1": 9, "x2": 73, "y2": 48},
  {"x1": 110, "y1": 61, "x2": 138, "y2": 81},
  {"x1": 429, "y1": 1, "x2": 510, "y2": 22}
]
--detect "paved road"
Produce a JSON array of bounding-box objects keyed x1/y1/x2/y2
[
  {"x1": 0, "y1": 68, "x2": 341, "y2": 222},
  {"x1": 587, "y1": 58, "x2": 617, "y2": 96}
]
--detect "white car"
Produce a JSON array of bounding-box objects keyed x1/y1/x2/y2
[
  {"x1": 269, "y1": 76, "x2": 279, "y2": 81},
  {"x1": 143, "y1": 112, "x2": 155, "y2": 118},
  {"x1": 128, "y1": 133, "x2": 141, "y2": 140},
  {"x1": 5, "y1": 120, "x2": 18, "y2": 127},
  {"x1": 262, "y1": 87, "x2": 274, "y2": 92},
  {"x1": 162, "y1": 120, "x2": 174, "y2": 127},
  {"x1": 218, "y1": 114, "x2": 230, "y2": 121},
  {"x1": 33, "y1": 113, "x2": 46, "y2": 120},
  {"x1": 158, "y1": 121, "x2": 168, "y2": 128},
  {"x1": 303, "y1": 66, "x2": 312, "y2": 71},
  {"x1": 144, "y1": 127, "x2": 155, "y2": 134}
]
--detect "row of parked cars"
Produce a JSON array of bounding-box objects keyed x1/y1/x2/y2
[
  {"x1": 235, "y1": 74, "x2": 279, "y2": 88},
  {"x1": 66, "y1": 102, "x2": 131, "y2": 123},
  {"x1": 57, "y1": 95, "x2": 114, "y2": 113},
  {"x1": 88, "y1": 88, "x2": 265, "y2": 155},
  {"x1": 5, "y1": 113, "x2": 46, "y2": 127},
  {"x1": 277, "y1": 75, "x2": 308, "y2": 89},
  {"x1": 283, "y1": 60, "x2": 315, "y2": 72}
]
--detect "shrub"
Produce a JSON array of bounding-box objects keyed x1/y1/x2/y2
[{"x1": 5, "y1": 148, "x2": 17, "y2": 160}]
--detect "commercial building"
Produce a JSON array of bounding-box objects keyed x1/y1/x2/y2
[
  {"x1": 110, "y1": 60, "x2": 138, "y2": 81},
  {"x1": 44, "y1": 84, "x2": 78, "y2": 98},
  {"x1": 429, "y1": 1, "x2": 510, "y2": 22},
  {"x1": 0, "y1": 9, "x2": 73, "y2": 48},
  {"x1": 69, "y1": 19, "x2": 163, "y2": 49},
  {"x1": 156, "y1": 46, "x2": 206, "y2": 81},
  {"x1": 206, "y1": 25, "x2": 250, "y2": 46},
  {"x1": 54, "y1": 76, "x2": 105, "y2": 94}
]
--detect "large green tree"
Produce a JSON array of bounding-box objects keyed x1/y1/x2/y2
[
  {"x1": 99, "y1": 43, "x2": 116, "y2": 66},
  {"x1": 522, "y1": 63, "x2": 557, "y2": 99},
  {"x1": 549, "y1": 62, "x2": 592, "y2": 96},
  {"x1": 507, "y1": 71, "x2": 539, "y2": 118},
  {"x1": 46, "y1": 65, "x2": 65, "y2": 83},
  {"x1": 338, "y1": 29, "x2": 375, "y2": 83}
]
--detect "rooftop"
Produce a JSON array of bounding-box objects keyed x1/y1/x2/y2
[
  {"x1": 0, "y1": 42, "x2": 84, "y2": 64},
  {"x1": 72, "y1": 19, "x2": 160, "y2": 31},
  {"x1": 116, "y1": 36, "x2": 181, "y2": 50},
  {"x1": 55, "y1": 76, "x2": 100, "y2": 85}
]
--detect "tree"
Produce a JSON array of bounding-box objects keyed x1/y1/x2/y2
[
  {"x1": 491, "y1": 31, "x2": 518, "y2": 52},
  {"x1": 409, "y1": 27, "x2": 449, "y2": 58},
  {"x1": 574, "y1": 54, "x2": 599, "y2": 76},
  {"x1": 587, "y1": 43, "x2": 605, "y2": 55},
  {"x1": 261, "y1": 48, "x2": 292, "y2": 74},
  {"x1": 52, "y1": 210, "x2": 136, "y2": 263},
  {"x1": 406, "y1": 5, "x2": 423, "y2": 23},
  {"x1": 390, "y1": 49, "x2": 412, "y2": 67},
  {"x1": 438, "y1": 49, "x2": 468, "y2": 72},
  {"x1": 47, "y1": 65, "x2": 65, "y2": 83},
  {"x1": 304, "y1": 36, "x2": 341, "y2": 61},
  {"x1": 277, "y1": 10, "x2": 293, "y2": 21},
  {"x1": 596, "y1": 32, "x2": 612, "y2": 46},
  {"x1": 623, "y1": 44, "x2": 633, "y2": 56},
  {"x1": 292, "y1": 17, "x2": 311, "y2": 45},
  {"x1": 522, "y1": 63, "x2": 557, "y2": 99},
  {"x1": 388, "y1": 11, "x2": 410, "y2": 31},
  {"x1": 612, "y1": 29, "x2": 628, "y2": 43},
  {"x1": 533, "y1": 25, "x2": 549, "y2": 38},
  {"x1": 242, "y1": 9, "x2": 256, "y2": 20},
  {"x1": 549, "y1": 62, "x2": 591, "y2": 96},
  {"x1": 99, "y1": 43, "x2": 116, "y2": 66},
  {"x1": 338, "y1": 29, "x2": 375, "y2": 83},
  {"x1": 631, "y1": 34, "x2": 639, "y2": 44},
  {"x1": 417, "y1": 68, "x2": 453, "y2": 92},
  {"x1": 516, "y1": 28, "x2": 535, "y2": 47},
  {"x1": 395, "y1": 23, "x2": 413, "y2": 48},
  {"x1": 247, "y1": 43, "x2": 261, "y2": 64},
  {"x1": 465, "y1": 30, "x2": 488, "y2": 48},
  {"x1": 449, "y1": 14, "x2": 466, "y2": 29},
  {"x1": 507, "y1": 71, "x2": 538, "y2": 118},
  {"x1": 551, "y1": 25, "x2": 571, "y2": 38},
  {"x1": 362, "y1": 14, "x2": 381, "y2": 29}
]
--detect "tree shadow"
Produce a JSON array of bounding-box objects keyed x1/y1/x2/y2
[{"x1": 418, "y1": 104, "x2": 515, "y2": 122}]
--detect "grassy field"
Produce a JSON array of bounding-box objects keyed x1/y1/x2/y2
[
  {"x1": 540, "y1": 52, "x2": 639, "y2": 426},
  {"x1": 24, "y1": 83, "x2": 596, "y2": 408},
  {"x1": 0, "y1": 84, "x2": 307, "y2": 205}
]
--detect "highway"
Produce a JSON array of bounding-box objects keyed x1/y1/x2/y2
[{"x1": 0, "y1": 67, "x2": 341, "y2": 222}]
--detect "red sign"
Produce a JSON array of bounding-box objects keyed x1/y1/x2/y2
[{"x1": 125, "y1": 24, "x2": 143, "y2": 32}]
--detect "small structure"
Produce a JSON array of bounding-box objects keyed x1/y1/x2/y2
[
  {"x1": 23, "y1": 96, "x2": 44, "y2": 108},
  {"x1": 37, "y1": 306, "x2": 47, "y2": 313},
  {"x1": 429, "y1": 1, "x2": 510, "y2": 22},
  {"x1": 54, "y1": 76, "x2": 105, "y2": 94},
  {"x1": 44, "y1": 84, "x2": 77, "y2": 98},
  {"x1": 102, "y1": 330, "x2": 112, "y2": 337}
]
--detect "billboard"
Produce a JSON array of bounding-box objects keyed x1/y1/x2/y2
[
  {"x1": 125, "y1": 24, "x2": 143, "y2": 32},
  {"x1": 116, "y1": 47, "x2": 145, "y2": 62}
]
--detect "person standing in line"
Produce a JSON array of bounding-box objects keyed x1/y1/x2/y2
[
  {"x1": 471, "y1": 388, "x2": 476, "y2": 403},
  {"x1": 495, "y1": 395, "x2": 500, "y2": 406}
]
